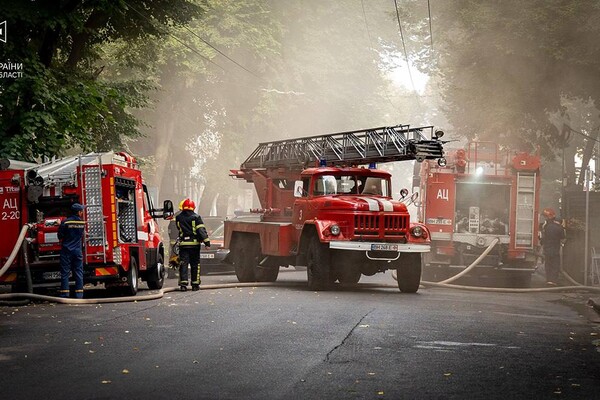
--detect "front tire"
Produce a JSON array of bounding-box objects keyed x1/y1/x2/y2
[
  {"x1": 307, "y1": 238, "x2": 331, "y2": 291},
  {"x1": 335, "y1": 265, "x2": 361, "y2": 284},
  {"x1": 147, "y1": 253, "x2": 165, "y2": 290},
  {"x1": 396, "y1": 253, "x2": 422, "y2": 293},
  {"x1": 123, "y1": 257, "x2": 139, "y2": 296}
]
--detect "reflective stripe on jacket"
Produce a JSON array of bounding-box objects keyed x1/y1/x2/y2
[
  {"x1": 176, "y1": 210, "x2": 209, "y2": 246},
  {"x1": 58, "y1": 215, "x2": 85, "y2": 253}
]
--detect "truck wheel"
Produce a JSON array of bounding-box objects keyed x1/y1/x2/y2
[
  {"x1": 147, "y1": 253, "x2": 165, "y2": 290},
  {"x1": 307, "y1": 238, "x2": 331, "y2": 291},
  {"x1": 396, "y1": 253, "x2": 422, "y2": 293},
  {"x1": 123, "y1": 257, "x2": 139, "y2": 296},
  {"x1": 338, "y1": 267, "x2": 361, "y2": 284},
  {"x1": 255, "y1": 265, "x2": 279, "y2": 282},
  {"x1": 231, "y1": 235, "x2": 258, "y2": 282}
]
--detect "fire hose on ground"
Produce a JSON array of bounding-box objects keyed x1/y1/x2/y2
[
  {"x1": 0, "y1": 224, "x2": 305, "y2": 305},
  {"x1": 1, "y1": 227, "x2": 599, "y2": 305},
  {"x1": 393, "y1": 237, "x2": 600, "y2": 295}
]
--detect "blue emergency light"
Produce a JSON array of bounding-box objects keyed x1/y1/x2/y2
[
  {"x1": 368, "y1": 162, "x2": 377, "y2": 169},
  {"x1": 319, "y1": 158, "x2": 327, "y2": 167}
]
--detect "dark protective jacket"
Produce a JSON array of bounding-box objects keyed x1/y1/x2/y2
[
  {"x1": 176, "y1": 210, "x2": 209, "y2": 247},
  {"x1": 542, "y1": 219, "x2": 565, "y2": 255},
  {"x1": 57, "y1": 215, "x2": 85, "y2": 253}
]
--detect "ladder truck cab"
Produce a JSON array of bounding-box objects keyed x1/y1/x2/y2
[
  {"x1": 225, "y1": 124, "x2": 446, "y2": 292},
  {"x1": 0, "y1": 152, "x2": 174, "y2": 296},
  {"x1": 415, "y1": 141, "x2": 541, "y2": 287}
]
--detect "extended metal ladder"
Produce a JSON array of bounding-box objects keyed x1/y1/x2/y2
[
  {"x1": 240, "y1": 124, "x2": 444, "y2": 170},
  {"x1": 515, "y1": 172, "x2": 536, "y2": 248}
]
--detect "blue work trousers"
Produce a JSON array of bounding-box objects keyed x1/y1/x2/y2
[{"x1": 60, "y1": 250, "x2": 84, "y2": 298}]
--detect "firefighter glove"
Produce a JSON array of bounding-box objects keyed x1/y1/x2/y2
[{"x1": 204, "y1": 241, "x2": 211, "y2": 249}]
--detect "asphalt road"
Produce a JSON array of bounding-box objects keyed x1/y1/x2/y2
[{"x1": 1, "y1": 270, "x2": 599, "y2": 400}]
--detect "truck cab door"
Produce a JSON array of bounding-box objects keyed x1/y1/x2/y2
[{"x1": 292, "y1": 178, "x2": 310, "y2": 236}]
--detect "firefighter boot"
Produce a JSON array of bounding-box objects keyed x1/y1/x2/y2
[
  {"x1": 192, "y1": 284, "x2": 200, "y2": 291},
  {"x1": 180, "y1": 285, "x2": 187, "y2": 291}
]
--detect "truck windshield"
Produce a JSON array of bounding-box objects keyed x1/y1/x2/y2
[{"x1": 313, "y1": 175, "x2": 389, "y2": 196}]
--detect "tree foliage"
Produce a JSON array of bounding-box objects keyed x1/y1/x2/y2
[
  {"x1": 0, "y1": 0, "x2": 203, "y2": 160},
  {"x1": 403, "y1": 0, "x2": 600, "y2": 163}
]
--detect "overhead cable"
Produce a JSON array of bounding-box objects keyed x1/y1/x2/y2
[
  {"x1": 392, "y1": 0, "x2": 417, "y2": 93},
  {"x1": 122, "y1": 0, "x2": 226, "y2": 71}
]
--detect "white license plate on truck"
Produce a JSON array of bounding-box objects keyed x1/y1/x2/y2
[
  {"x1": 200, "y1": 254, "x2": 215, "y2": 259},
  {"x1": 371, "y1": 244, "x2": 399, "y2": 251}
]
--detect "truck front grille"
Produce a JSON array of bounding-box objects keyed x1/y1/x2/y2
[{"x1": 354, "y1": 214, "x2": 408, "y2": 237}]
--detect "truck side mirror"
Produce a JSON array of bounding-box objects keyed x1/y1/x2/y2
[
  {"x1": 399, "y1": 188, "x2": 409, "y2": 200},
  {"x1": 163, "y1": 200, "x2": 174, "y2": 219},
  {"x1": 294, "y1": 180, "x2": 305, "y2": 198}
]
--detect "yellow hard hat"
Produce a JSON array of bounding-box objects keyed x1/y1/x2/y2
[{"x1": 178, "y1": 200, "x2": 185, "y2": 210}]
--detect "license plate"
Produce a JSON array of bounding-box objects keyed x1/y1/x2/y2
[
  {"x1": 371, "y1": 243, "x2": 399, "y2": 251},
  {"x1": 200, "y1": 254, "x2": 215, "y2": 259},
  {"x1": 43, "y1": 271, "x2": 64, "y2": 280}
]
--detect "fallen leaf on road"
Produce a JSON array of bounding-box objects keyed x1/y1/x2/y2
[
  {"x1": 122, "y1": 369, "x2": 129, "y2": 374},
  {"x1": 101, "y1": 380, "x2": 111, "y2": 384},
  {"x1": 444, "y1": 373, "x2": 452, "y2": 377},
  {"x1": 359, "y1": 324, "x2": 369, "y2": 328}
]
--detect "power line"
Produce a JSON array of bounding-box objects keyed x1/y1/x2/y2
[
  {"x1": 568, "y1": 124, "x2": 600, "y2": 144},
  {"x1": 359, "y1": 0, "x2": 401, "y2": 112},
  {"x1": 427, "y1": 0, "x2": 433, "y2": 51},
  {"x1": 392, "y1": 0, "x2": 417, "y2": 93},
  {"x1": 179, "y1": 25, "x2": 264, "y2": 81},
  {"x1": 122, "y1": 1, "x2": 226, "y2": 71}
]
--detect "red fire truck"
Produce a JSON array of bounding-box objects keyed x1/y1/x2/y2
[
  {"x1": 0, "y1": 152, "x2": 174, "y2": 295},
  {"x1": 224, "y1": 124, "x2": 446, "y2": 292},
  {"x1": 415, "y1": 142, "x2": 541, "y2": 287}
]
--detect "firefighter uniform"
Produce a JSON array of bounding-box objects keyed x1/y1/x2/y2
[
  {"x1": 541, "y1": 208, "x2": 565, "y2": 284},
  {"x1": 176, "y1": 205, "x2": 210, "y2": 291},
  {"x1": 57, "y1": 203, "x2": 86, "y2": 298}
]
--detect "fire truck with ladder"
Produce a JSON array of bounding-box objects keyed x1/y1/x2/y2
[
  {"x1": 0, "y1": 152, "x2": 174, "y2": 296},
  {"x1": 224, "y1": 124, "x2": 445, "y2": 292},
  {"x1": 414, "y1": 141, "x2": 541, "y2": 287}
]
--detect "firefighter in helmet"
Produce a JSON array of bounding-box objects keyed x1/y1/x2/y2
[
  {"x1": 540, "y1": 207, "x2": 565, "y2": 285},
  {"x1": 176, "y1": 198, "x2": 210, "y2": 291},
  {"x1": 57, "y1": 203, "x2": 86, "y2": 298}
]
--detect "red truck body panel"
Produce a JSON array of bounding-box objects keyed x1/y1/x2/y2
[{"x1": 0, "y1": 153, "x2": 170, "y2": 291}]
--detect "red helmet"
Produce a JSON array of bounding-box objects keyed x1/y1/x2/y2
[
  {"x1": 542, "y1": 207, "x2": 556, "y2": 219},
  {"x1": 182, "y1": 198, "x2": 196, "y2": 211}
]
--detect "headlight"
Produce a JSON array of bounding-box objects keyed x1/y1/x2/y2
[
  {"x1": 411, "y1": 226, "x2": 423, "y2": 238},
  {"x1": 330, "y1": 224, "x2": 341, "y2": 236}
]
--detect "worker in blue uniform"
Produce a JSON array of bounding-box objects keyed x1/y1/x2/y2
[{"x1": 57, "y1": 203, "x2": 86, "y2": 298}]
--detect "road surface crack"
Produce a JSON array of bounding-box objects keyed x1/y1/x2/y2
[{"x1": 325, "y1": 308, "x2": 374, "y2": 362}]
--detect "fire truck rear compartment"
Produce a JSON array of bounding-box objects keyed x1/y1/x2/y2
[{"x1": 454, "y1": 182, "x2": 510, "y2": 235}]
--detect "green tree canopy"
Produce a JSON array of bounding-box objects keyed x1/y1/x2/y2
[{"x1": 0, "y1": 0, "x2": 203, "y2": 160}]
